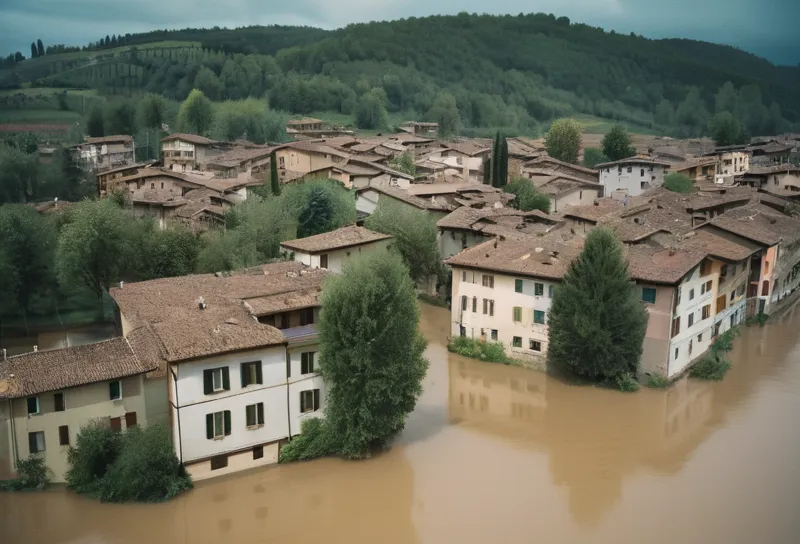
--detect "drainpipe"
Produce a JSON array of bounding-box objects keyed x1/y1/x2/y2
[
  {"x1": 285, "y1": 343, "x2": 292, "y2": 439},
  {"x1": 8, "y1": 399, "x2": 18, "y2": 469},
  {"x1": 169, "y1": 365, "x2": 183, "y2": 464}
]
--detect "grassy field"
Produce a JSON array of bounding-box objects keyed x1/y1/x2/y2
[
  {"x1": 9, "y1": 41, "x2": 201, "y2": 66},
  {"x1": 0, "y1": 88, "x2": 97, "y2": 97},
  {"x1": 572, "y1": 114, "x2": 660, "y2": 136},
  {"x1": 0, "y1": 109, "x2": 81, "y2": 123}
]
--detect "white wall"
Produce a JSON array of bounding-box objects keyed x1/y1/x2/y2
[
  {"x1": 718, "y1": 152, "x2": 749, "y2": 176},
  {"x1": 599, "y1": 163, "x2": 667, "y2": 197},
  {"x1": 439, "y1": 229, "x2": 488, "y2": 260},
  {"x1": 667, "y1": 265, "x2": 715, "y2": 377},
  {"x1": 288, "y1": 239, "x2": 392, "y2": 274}
]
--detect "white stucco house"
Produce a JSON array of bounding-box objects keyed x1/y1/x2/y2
[
  {"x1": 280, "y1": 225, "x2": 393, "y2": 273},
  {"x1": 110, "y1": 261, "x2": 330, "y2": 480},
  {"x1": 596, "y1": 157, "x2": 671, "y2": 199}
]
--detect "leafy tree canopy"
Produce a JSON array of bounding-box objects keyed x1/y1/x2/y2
[
  {"x1": 582, "y1": 147, "x2": 608, "y2": 169},
  {"x1": 708, "y1": 111, "x2": 746, "y2": 146},
  {"x1": 504, "y1": 177, "x2": 550, "y2": 213},
  {"x1": 601, "y1": 125, "x2": 636, "y2": 162},
  {"x1": 545, "y1": 118, "x2": 582, "y2": 164},
  {"x1": 177, "y1": 89, "x2": 214, "y2": 135},
  {"x1": 663, "y1": 172, "x2": 694, "y2": 193}
]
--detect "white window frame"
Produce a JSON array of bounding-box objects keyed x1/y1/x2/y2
[
  {"x1": 245, "y1": 403, "x2": 264, "y2": 428},
  {"x1": 300, "y1": 390, "x2": 316, "y2": 413},
  {"x1": 212, "y1": 411, "x2": 225, "y2": 439},
  {"x1": 211, "y1": 368, "x2": 224, "y2": 392},
  {"x1": 109, "y1": 380, "x2": 123, "y2": 401}
]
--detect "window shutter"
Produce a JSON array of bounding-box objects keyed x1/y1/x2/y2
[
  {"x1": 240, "y1": 364, "x2": 247, "y2": 388},
  {"x1": 125, "y1": 412, "x2": 137, "y2": 428},
  {"x1": 300, "y1": 391, "x2": 306, "y2": 413},
  {"x1": 28, "y1": 432, "x2": 36, "y2": 454},
  {"x1": 313, "y1": 389, "x2": 320, "y2": 411},
  {"x1": 256, "y1": 362, "x2": 263, "y2": 384},
  {"x1": 206, "y1": 414, "x2": 213, "y2": 439},
  {"x1": 222, "y1": 367, "x2": 230, "y2": 390},
  {"x1": 203, "y1": 369, "x2": 213, "y2": 394},
  {"x1": 257, "y1": 403, "x2": 264, "y2": 425},
  {"x1": 223, "y1": 410, "x2": 232, "y2": 435}
]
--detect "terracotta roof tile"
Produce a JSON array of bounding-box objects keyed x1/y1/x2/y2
[
  {"x1": 161, "y1": 133, "x2": 217, "y2": 145},
  {"x1": 626, "y1": 246, "x2": 707, "y2": 284},
  {"x1": 0, "y1": 338, "x2": 155, "y2": 399},
  {"x1": 280, "y1": 226, "x2": 392, "y2": 254}
]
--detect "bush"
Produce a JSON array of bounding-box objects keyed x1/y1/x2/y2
[
  {"x1": 689, "y1": 353, "x2": 731, "y2": 381},
  {"x1": 616, "y1": 372, "x2": 640, "y2": 392},
  {"x1": 711, "y1": 327, "x2": 739, "y2": 355},
  {"x1": 504, "y1": 177, "x2": 551, "y2": 212},
  {"x1": 418, "y1": 293, "x2": 448, "y2": 308},
  {"x1": 663, "y1": 173, "x2": 693, "y2": 193},
  {"x1": 448, "y1": 336, "x2": 516, "y2": 364},
  {"x1": 66, "y1": 421, "x2": 121, "y2": 495},
  {"x1": 745, "y1": 313, "x2": 769, "y2": 327},
  {"x1": 279, "y1": 418, "x2": 337, "y2": 463},
  {"x1": 99, "y1": 424, "x2": 192, "y2": 503},
  {"x1": 646, "y1": 373, "x2": 670, "y2": 388},
  {"x1": 0, "y1": 456, "x2": 49, "y2": 491}
]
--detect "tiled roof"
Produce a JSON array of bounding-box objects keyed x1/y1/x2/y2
[
  {"x1": 161, "y1": 133, "x2": 216, "y2": 145},
  {"x1": 595, "y1": 157, "x2": 672, "y2": 169},
  {"x1": 701, "y1": 207, "x2": 784, "y2": 246},
  {"x1": 561, "y1": 200, "x2": 624, "y2": 222},
  {"x1": 286, "y1": 140, "x2": 350, "y2": 159},
  {"x1": 438, "y1": 140, "x2": 491, "y2": 156},
  {"x1": 85, "y1": 135, "x2": 133, "y2": 144},
  {"x1": 678, "y1": 230, "x2": 758, "y2": 262},
  {"x1": 201, "y1": 146, "x2": 273, "y2": 168},
  {"x1": 523, "y1": 156, "x2": 598, "y2": 176},
  {"x1": 0, "y1": 338, "x2": 156, "y2": 399},
  {"x1": 111, "y1": 262, "x2": 329, "y2": 362},
  {"x1": 406, "y1": 182, "x2": 499, "y2": 197},
  {"x1": 280, "y1": 225, "x2": 392, "y2": 254},
  {"x1": 361, "y1": 184, "x2": 452, "y2": 212},
  {"x1": 626, "y1": 246, "x2": 706, "y2": 285}
]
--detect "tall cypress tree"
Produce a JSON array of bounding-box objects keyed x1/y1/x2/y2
[
  {"x1": 547, "y1": 228, "x2": 648, "y2": 383},
  {"x1": 30, "y1": 42, "x2": 38, "y2": 58},
  {"x1": 482, "y1": 156, "x2": 491, "y2": 185},
  {"x1": 498, "y1": 136, "x2": 509, "y2": 187},
  {"x1": 490, "y1": 131, "x2": 501, "y2": 187},
  {"x1": 36, "y1": 39, "x2": 45, "y2": 57},
  {"x1": 269, "y1": 151, "x2": 280, "y2": 196}
]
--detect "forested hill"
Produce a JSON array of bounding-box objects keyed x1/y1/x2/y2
[{"x1": 2, "y1": 13, "x2": 798, "y2": 136}]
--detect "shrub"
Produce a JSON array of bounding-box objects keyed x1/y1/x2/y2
[
  {"x1": 616, "y1": 372, "x2": 640, "y2": 392},
  {"x1": 663, "y1": 173, "x2": 693, "y2": 193},
  {"x1": 99, "y1": 424, "x2": 192, "y2": 503},
  {"x1": 745, "y1": 313, "x2": 769, "y2": 327},
  {"x1": 448, "y1": 336, "x2": 516, "y2": 364},
  {"x1": 279, "y1": 418, "x2": 337, "y2": 463},
  {"x1": 690, "y1": 354, "x2": 731, "y2": 381},
  {"x1": 646, "y1": 373, "x2": 670, "y2": 389},
  {"x1": 0, "y1": 456, "x2": 49, "y2": 491},
  {"x1": 711, "y1": 327, "x2": 739, "y2": 355},
  {"x1": 66, "y1": 421, "x2": 121, "y2": 495},
  {"x1": 418, "y1": 293, "x2": 448, "y2": 308}
]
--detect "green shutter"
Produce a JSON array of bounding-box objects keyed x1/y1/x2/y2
[
  {"x1": 223, "y1": 410, "x2": 231, "y2": 435},
  {"x1": 515, "y1": 279, "x2": 523, "y2": 293},
  {"x1": 203, "y1": 370, "x2": 213, "y2": 395},
  {"x1": 257, "y1": 403, "x2": 264, "y2": 425},
  {"x1": 28, "y1": 432, "x2": 37, "y2": 454},
  {"x1": 313, "y1": 389, "x2": 320, "y2": 411},
  {"x1": 256, "y1": 362, "x2": 263, "y2": 384},
  {"x1": 222, "y1": 367, "x2": 230, "y2": 390},
  {"x1": 206, "y1": 414, "x2": 213, "y2": 439},
  {"x1": 240, "y1": 363, "x2": 247, "y2": 388}
]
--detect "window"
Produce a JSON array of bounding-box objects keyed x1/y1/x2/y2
[
  {"x1": 700, "y1": 260, "x2": 712, "y2": 277},
  {"x1": 59, "y1": 425, "x2": 69, "y2": 446},
  {"x1": 301, "y1": 352, "x2": 316, "y2": 374},
  {"x1": 150, "y1": 182, "x2": 155, "y2": 189},
  {"x1": 241, "y1": 361, "x2": 262, "y2": 387},
  {"x1": 472, "y1": 297, "x2": 477, "y2": 313},
  {"x1": 530, "y1": 340, "x2": 542, "y2": 352},
  {"x1": 730, "y1": 291, "x2": 735, "y2": 302},
  {"x1": 489, "y1": 300, "x2": 495, "y2": 316},
  {"x1": 513, "y1": 307, "x2": 522, "y2": 322},
  {"x1": 52, "y1": 392, "x2": 65, "y2": 412},
  {"x1": 461, "y1": 271, "x2": 467, "y2": 282},
  {"x1": 26, "y1": 396, "x2": 40, "y2": 416},
  {"x1": 640, "y1": 169, "x2": 645, "y2": 177},
  {"x1": 483, "y1": 298, "x2": 488, "y2": 314},
  {"x1": 210, "y1": 455, "x2": 228, "y2": 470},
  {"x1": 762, "y1": 281, "x2": 770, "y2": 297},
  {"x1": 688, "y1": 313, "x2": 694, "y2": 327},
  {"x1": 491, "y1": 329, "x2": 498, "y2": 341},
  {"x1": 641, "y1": 288, "x2": 657, "y2": 304},
  {"x1": 28, "y1": 431, "x2": 45, "y2": 454},
  {"x1": 515, "y1": 279, "x2": 523, "y2": 293},
  {"x1": 320, "y1": 254, "x2": 329, "y2": 269},
  {"x1": 764, "y1": 261, "x2": 770, "y2": 274},
  {"x1": 534, "y1": 283, "x2": 544, "y2": 296},
  {"x1": 533, "y1": 310, "x2": 546, "y2": 325},
  {"x1": 482, "y1": 275, "x2": 494, "y2": 288},
  {"x1": 246, "y1": 403, "x2": 265, "y2": 427},
  {"x1": 461, "y1": 296, "x2": 468, "y2": 312},
  {"x1": 689, "y1": 340, "x2": 693, "y2": 355},
  {"x1": 300, "y1": 307, "x2": 315, "y2": 326},
  {"x1": 701, "y1": 280, "x2": 713, "y2": 295},
  {"x1": 125, "y1": 412, "x2": 138, "y2": 428},
  {"x1": 548, "y1": 285, "x2": 554, "y2": 298},
  {"x1": 702, "y1": 305, "x2": 711, "y2": 320},
  {"x1": 110, "y1": 417, "x2": 122, "y2": 431},
  {"x1": 300, "y1": 389, "x2": 321, "y2": 413},
  {"x1": 697, "y1": 333, "x2": 703, "y2": 342},
  {"x1": 253, "y1": 446, "x2": 264, "y2": 460},
  {"x1": 108, "y1": 380, "x2": 122, "y2": 401},
  {"x1": 671, "y1": 316, "x2": 681, "y2": 338},
  {"x1": 203, "y1": 367, "x2": 230, "y2": 394},
  {"x1": 206, "y1": 411, "x2": 231, "y2": 439},
  {"x1": 627, "y1": 166, "x2": 632, "y2": 173},
  {"x1": 674, "y1": 347, "x2": 679, "y2": 360},
  {"x1": 512, "y1": 337, "x2": 522, "y2": 348}
]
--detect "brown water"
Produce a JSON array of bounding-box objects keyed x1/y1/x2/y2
[{"x1": 4, "y1": 304, "x2": 800, "y2": 544}]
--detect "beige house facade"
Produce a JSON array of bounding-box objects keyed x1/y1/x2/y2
[{"x1": 280, "y1": 226, "x2": 393, "y2": 274}]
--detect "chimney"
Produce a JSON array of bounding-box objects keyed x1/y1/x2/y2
[
  {"x1": 33, "y1": 345, "x2": 38, "y2": 352},
  {"x1": 119, "y1": 281, "x2": 124, "y2": 289},
  {"x1": 2, "y1": 349, "x2": 6, "y2": 361}
]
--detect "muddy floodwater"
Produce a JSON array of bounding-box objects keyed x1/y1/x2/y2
[{"x1": 3, "y1": 303, "x2": 800, "y2": 544}]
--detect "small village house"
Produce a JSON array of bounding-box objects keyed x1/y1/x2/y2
[
  {"x1": 280, "y1": 226, "x2": 393, "y2": 273},
  {"x1": 161, "y1": 133, "x2": 218, "y2": 171},
  {"x1": 399, "y1": 121, "x2": 439, "y2": 137},
  {"x1": 72, "y1": 135, "x2": 135, "y2": 172},
  {"x1": 703, "y1": 145, "x2": 750, "y2": 181},
  {"x1": 596, "y1": 157, "x2": 671, "y2": 199},
  {"x1": 520, "y1": 156, "x2": 599, "y2": 184},
  {"x1": 0, "y1": 338, "x2": 156, "y2": 482}
]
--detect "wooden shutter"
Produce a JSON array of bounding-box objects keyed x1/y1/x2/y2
[
  {"x1": 313, "y1": 389, "x2": 320, "y2": 411},
  {"x1": 54, "y1": 393, "x2": 65, "y2": 412},
  {"x1": 206, "y1": 414, "x2": 213, "y2": 439},
  {"x1": 125, "y1": 412, "x2": 138, "y2": 428},
  {"x1": 257, "y1": 403, "x2": 264, "y2": 425},
  {"x1": 241, "y1": 363, "x2": 247, "y2": 388},
  {"x1": 256, "y1": 362, "x2": 263, "y2": 384},
  {"x1": 110, "y1": 417, "x2": 122, "y2": 431},
  {"x1": 203, "y1": 369, "x2": 213, "y2": 394},
  {"x1": 28, "y1": 432, "x2": 37, "y2": 454},
  {"x1": 59, "y1": 425, "x2": 70, "y2": 446},
  {"x1": 222, "y1": 367, "x2": 230, "y2": 390},
  {"x1": 223, "y1": 410, "x2": 232, "y2": 435}
]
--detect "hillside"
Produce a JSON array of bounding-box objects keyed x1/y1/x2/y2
[{"x1": 1, "y1": 14, "x2": 798, "y2": 138}]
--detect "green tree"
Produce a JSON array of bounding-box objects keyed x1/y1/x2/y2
[
  {"x1": 135, "y1": 223, "x2": 201, "y2": 280},
  {"x1": 211, "y1": 98, "x2": 270, "y2": 143},
  {"x1": 36, "y1": 39, "x2": 44, "y2": 57},
  {"x1": 281, "y1": 252, "x2": 428, "y2": 461},
  {"x1": 675, "y1": 87, "x2": 710, "y2": 136},
  {"x1": 365, "y1": 199, "x2": 443, "y2": 285},
  {"x1": 264, "y1": 109, "x2": 290, "y2": 143},
  {"x1": 547, "y1": 228, "x2": 647, "y2": 385},
  {"x1": 65, "y1": 421, "x2": 121, "y2": 495},
  {"x1": 714, "y1": 81, "x2": 738, "y2": 114},
  {"x1": 104, "y1": 99, "x2": 137, "y2": 135},
  {"x1": 0, "y1": 147, "x2": 39, "y2": 204},
  {"x1": 708, "y1": 111, "x2": 745, "y2": 146},
  {"x1": 297, "y1": 186, "x2": 335, "y2": 238},
  {"x1": 269, "y1": 151, "x2": 281, "y2": 196},
  {"x1": 137, "y1": 93, "x2": 166, "y2": 130},
  {"x1": 193, "y1": 66, "x2": 224, "y2": 101},
  {"x1": 503, "y1": 177, "x2": 550, "y2": 213},
  {"x1": 654, "y1": 99, "x2": 674, "y2": 127},
  {"x1": 663, "y1": 173, "x2": 693, "y2": 193},
  {"x1": 389, "y1": 150, "x2": 416, "y2": 177},
  {"x1": 488, "y1": 131, "x2": 508, "y2": 187},
  {"x1": 545, "y1": 118, "x2": 581, "y2": 164},
  {"x1": 55, "y1": 200, "x2": 134, "y2": 302},
  {"x1": 426, "y1": 92, "x2": 460, "y2": 137},
  {"x1": 177, "y1": 89, "x2": 214, "y2": 136},
  {"x1": 601, "y1": 125, "x2": 636, "y2": 162},
  {"x1": 87, "y1": 106, "x2": 105, "y2": 137},
  {"x1": 354, "y1": 88, "x2": 388, "y2": 130},
  {"x1": 582, "y1": 147, "x2": 608, "y2": 169}
]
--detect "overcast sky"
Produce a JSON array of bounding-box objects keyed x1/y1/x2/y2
[{"x1": 1, "y1": 0, "x2": 798, "y2": 65}]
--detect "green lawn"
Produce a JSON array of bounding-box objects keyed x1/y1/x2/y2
[
  {"x1": 572, "y1": 114, "x2": 660, "y2": 136},
  {"x1": 0, "y1": 87, "x2": 97, "y2": 97}
]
